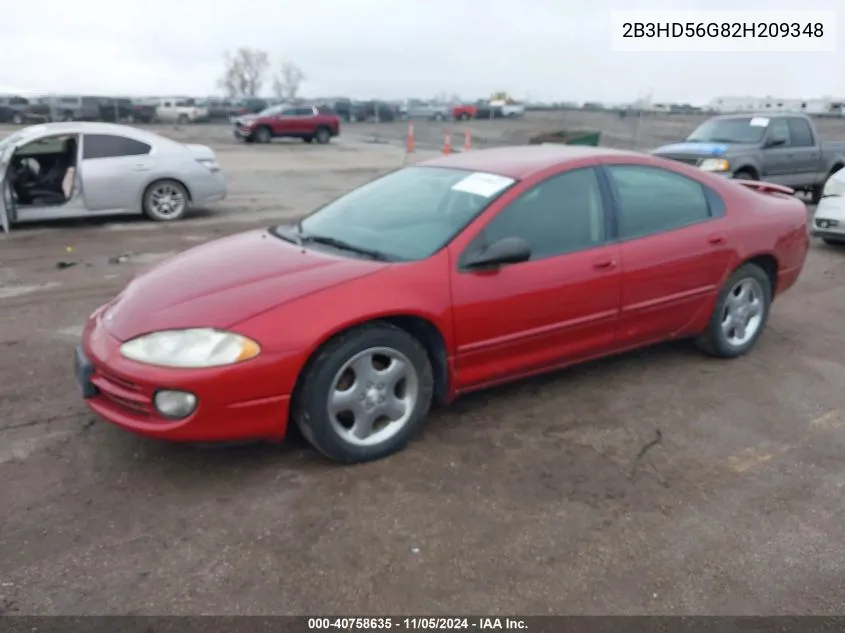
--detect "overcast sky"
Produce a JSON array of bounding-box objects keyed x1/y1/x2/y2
[{"x1": 0, "y1": 0, "x2": 841, "y2": 104}]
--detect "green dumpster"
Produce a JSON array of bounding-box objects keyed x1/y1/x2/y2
[{"x1": 528, "y1": 129, "x2": 601, "y2": 146}]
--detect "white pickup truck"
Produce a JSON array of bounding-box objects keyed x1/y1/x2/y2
[
  {"x1": 144, "y1": 97, "x2": 209, "y2": 124},
  {"x1": 489, "y1": 99, "x2": 525, "y2": 118}
]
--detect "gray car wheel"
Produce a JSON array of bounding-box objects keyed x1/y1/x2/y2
[
  {"x1": 11, "y1": 113, "x2": 23, "y2": 125},
  {"x1": 254, "y1": 126, "x2": 272, "y2": 143},
  {"x1": 142, "y1": 180, "x2": 189, "y2": 222},
  {"x1": 315, "y1": 127, "x2": 330, "y2": 144},
  {"x1": 293, "y1": 322, "x2": 434, "y2": 463},
  {"x1": 695, "y1": 263, "x2": 772, "y2": 358}
]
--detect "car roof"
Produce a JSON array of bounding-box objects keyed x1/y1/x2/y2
[
  {"x1": 711, "y1": 112, "x2": 791, "y2": 120},
  {"x1": 420, "y1": 145, "x2": 643, "y2": 179},
  {"x1": 10, "y1": 121, "x2": 173, "y2": 146}
]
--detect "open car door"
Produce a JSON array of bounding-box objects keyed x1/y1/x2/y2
[{"x1": 0, "y1": 144, "x2": 11, "y2": 233}]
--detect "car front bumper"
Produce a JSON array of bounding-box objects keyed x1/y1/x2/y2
[
  {"x1": 192, "y1": 172, "x2": 228, "y2": 205},
  {"x1": 75, "y1": 308, "x2": 293, "y2": 443},
  {"x1": 811, "y1": 197, "x2": 845, "y2": 239}
]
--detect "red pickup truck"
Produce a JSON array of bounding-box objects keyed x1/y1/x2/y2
[
  {"x1": 233, "y1": 104, "x2": 340, "y2": 144},
  {"x1": 452, "y1": 104, "x2": 477, "y2": 120}
]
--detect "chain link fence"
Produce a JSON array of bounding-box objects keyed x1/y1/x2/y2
[{"x1": 345, "y1": 109, "x2": 845, "y2": 154}]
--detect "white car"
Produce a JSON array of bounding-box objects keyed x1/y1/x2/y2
[
  {"x1": 0, "y1": 122, "x2": 226, "y2": 232},
  {"x1": 145, "y1": 97, "x2": 209, "y2": 124},
  {"x1": 811, "y1": 168, "x2": 845, "y2": 245}
]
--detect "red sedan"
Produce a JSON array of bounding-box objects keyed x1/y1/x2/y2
[{"x1": 74, "y1": 146, "x2": 809, "y2": 463}]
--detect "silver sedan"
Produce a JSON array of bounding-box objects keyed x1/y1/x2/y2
[{"x1": 0, "y1": 121, "x2": 227, "y2": 232}]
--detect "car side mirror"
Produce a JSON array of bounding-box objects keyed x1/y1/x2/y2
[
  {"x1": 464, "y1": 236, "x2": 531, "y2": 269},
  {"x1": 766, "y1": 136, "x2": 787, "y2": 148}
]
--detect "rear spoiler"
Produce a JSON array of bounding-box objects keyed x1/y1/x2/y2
[{"x1": 734, "y1": 180, "x2": 795, "y2": 196}]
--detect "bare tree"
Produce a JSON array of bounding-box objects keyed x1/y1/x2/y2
[
  {"x1": 271, "y1": 61, "x2": 306, "y2": 102},
  {"x1": 218, "y1": 47, "x2": 270, "y2": 98}
]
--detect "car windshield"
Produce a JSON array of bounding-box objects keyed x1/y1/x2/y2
[
  {"x1": 288, "y1": 166, "x2": 517, "y2": 261},
  {"x1": 0, "y1": 131, "x2": 29, "y2": 153},
  {"x1": 686, "y1": 117, "x2": 767, "y2": 143}
]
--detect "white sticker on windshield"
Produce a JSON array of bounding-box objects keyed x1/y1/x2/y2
[
  {"x1": 451, "y1": 172, "x2": 515, "y2": 198},
  {"x1": 749, "y1": 117, "x2": 770, "y2": 127}
]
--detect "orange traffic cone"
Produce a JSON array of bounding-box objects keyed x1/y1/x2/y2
[
  {"x1": 443, "y1": 130, "x2": 452, "y2": 155},
  {"x1": 406, "y1": 122, "x2": 415, "y2": 154},
  {"x1": 464, "y1": 130, "x2": 471, "y2": 151}
]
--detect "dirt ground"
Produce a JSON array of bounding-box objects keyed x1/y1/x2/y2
[{"x1": 3, "y1": 119, "x2": 845, "y2": 616}]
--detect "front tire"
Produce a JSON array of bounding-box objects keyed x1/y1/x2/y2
[
  {"x1": 293, "y1": 322, "x2": 434, "y2": 463},
  {"x1": 11, "y1": 113, "x2": 23, "y2": 125},
  {"x1": 142, "y1": 179, "x2": 189, "y2": 222},
  {"x1": 732, "y1": 169, "x2": 756, "y2": 181},
  {"x1": 254, "y1": 126, "x2": 272, "y2": 143},
  {"x1": 695, "y1": 263, "x2": 772, "y2": 358}
]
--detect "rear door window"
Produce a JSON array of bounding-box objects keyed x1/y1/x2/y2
[
  {"x1": 83, "y1": 134, "x2": 151, "y2": 160},
  {"x1": 607, "y1": 165, "x2": 714, "y2": 239},
  {"x1": 787, "y1": 118, "x2": 814, "y2": 147}
]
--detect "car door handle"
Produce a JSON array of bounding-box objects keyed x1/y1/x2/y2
[
  {"x1": 707, "y1": 234, "x2": 726, "y2": 245},
  {"x1": 132, "y1": 164, "x2": 150, "y2": 171},
  {"x1": 592, "y1": 258, "x2": 617, "y2": 270}
]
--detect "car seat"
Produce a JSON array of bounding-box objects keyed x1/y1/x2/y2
[{"x1": 27, "y1": 138, "x2": 76, "y2": 205}]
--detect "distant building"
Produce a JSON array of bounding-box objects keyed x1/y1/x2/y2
[{"x1": 709, "y1": 96, "x2": 845, "y2": 115}]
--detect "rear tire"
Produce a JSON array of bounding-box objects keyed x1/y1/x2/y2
[
  {"x1": 177, "y1": 114, "x2": 188, "y2": 125},
  {"x1": 11, "y1": 112, "x2": 23, "y2": 125},
  {"x1": 315, "y1": 127, "x2": 331, "y2": 144},
  {"x1": 695, "y1": 263, "x2": 772, "y2": 359},
  {"x1": 293, "y1": 322, "x2": 434, "y2": 463},
  {"x1": 142, "y1": 179, "x2": 189, "y2": 222}
]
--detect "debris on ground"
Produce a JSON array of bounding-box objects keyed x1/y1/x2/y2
[
  {"x1": 108, "y1": 252, "x2": 135, "y2": 264},
  {"x1": 628, "y1": 429, "x2": 667, "y2": 485},
  {"x1": 55, "y1": 261, "x2": 77, "y2": 269}
]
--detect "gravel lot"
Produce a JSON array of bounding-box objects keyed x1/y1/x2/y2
[{"x1": 2, "y1": 118, "x2": 845, "y2": 615}]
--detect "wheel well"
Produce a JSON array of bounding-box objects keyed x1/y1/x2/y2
[
  {"x1": 831, "y1": 163, "x2": 844, "y2": 176},
  {"x1": 142, "y1": 178, "x2": 192, "y2": 206},
  {"x1": 744, "y1": 254, "x2": 778, "y2": 295},
  {"x1": 733, "y1": 166, "x2": 758, "y2": 179},
  {"x1": 292, "y1": 315, "x2": 450, "y2": 409}
]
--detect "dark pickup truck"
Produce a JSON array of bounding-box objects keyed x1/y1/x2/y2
[
  {"x1": 651, "y1": 113, "x2": 845, "y2": 203},
  {"x1": 0, "y1": 95, "x2": 51, "y2": 124}
]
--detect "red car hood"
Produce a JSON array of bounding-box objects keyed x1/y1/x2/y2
[{"x1": 104, "y1": 229, "x2": 383, "y2": 341}]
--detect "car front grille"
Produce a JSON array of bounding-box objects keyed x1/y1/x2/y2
[{"x1": 91, "y1": 369, "x2": 152, "y2": 416}]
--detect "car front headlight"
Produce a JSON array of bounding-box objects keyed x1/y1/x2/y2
[
  {"x1": 822, "y1": 174, "x2": 845, "y2": 198},
  {"x1": 699, "y1": 158, "x2": 730, "y2": 172},
  {"x1": 197, "y1": 158, "x2": 220, "y2": 172},
  {"x1": 120, "y1": 329, "x2": 260, "y2": 368}
]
